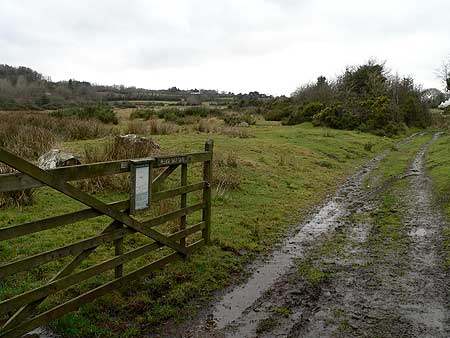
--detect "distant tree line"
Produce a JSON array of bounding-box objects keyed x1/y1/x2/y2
[
  {"x1": 0, "y1": 64, "x2": 238, "y2": 110},
  {"x1": 261, "y1": 60, "x2": 438, "y2": 135}
]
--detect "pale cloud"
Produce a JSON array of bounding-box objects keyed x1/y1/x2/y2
[{"x1": 0, "y1": 0, "x2": 448, "y2": 95}]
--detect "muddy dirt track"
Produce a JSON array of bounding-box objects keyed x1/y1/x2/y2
[{"x1": 162, "y1": 132, "x2": 449, "y2": 338}]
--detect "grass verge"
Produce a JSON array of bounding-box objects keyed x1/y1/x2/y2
[{"x1": 426, "y1": 133, "x2": 450, "y2": 268}]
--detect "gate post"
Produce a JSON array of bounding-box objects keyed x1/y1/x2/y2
[{"x1": 202, "y1": 139, "x2": 213, "y2": 245}]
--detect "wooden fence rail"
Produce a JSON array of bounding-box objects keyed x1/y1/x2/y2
[{"x1": 0, "y1": 140, "x2": 213, "y2": 338}]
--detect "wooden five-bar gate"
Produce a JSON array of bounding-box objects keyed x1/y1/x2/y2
[{"x1": 0, "y1": 140, "x2": 213, "y2": 338}]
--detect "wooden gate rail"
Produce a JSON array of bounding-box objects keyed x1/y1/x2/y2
[{"x1": 0, "y1": 140, "x2": 213, "y2": 338}]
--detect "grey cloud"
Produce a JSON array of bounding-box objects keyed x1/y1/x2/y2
[{"x1": 0, "y1": 0, "x2": 449, "y2": 94}]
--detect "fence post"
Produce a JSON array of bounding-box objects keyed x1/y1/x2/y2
[
  {"x1": 180, "y1": 163, "x2": 188, "y2": 248},
  {"x1": 202, "y1": 139, "x2": 213, "y2": 245}
]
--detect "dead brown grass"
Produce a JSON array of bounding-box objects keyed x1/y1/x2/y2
[
  {"x1": 212, "y1": 151, "x2": 241, "y2": 195},
  {"x1": 0, "y1": 112, "x2": 114, "y2": 207},
  {"x1": 148, "y1": 118, "x2": 180, "y2": 135},
  {"x1": 80, "y1": 136, "x2": 160, "y2": 193},
  {"x1": 125, "y1": 120, "x2": 148, "y2": 135}
]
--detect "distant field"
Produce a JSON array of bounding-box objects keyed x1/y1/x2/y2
[{"x1": 0, "y1": 114, "x2": 396, "y2": 337}]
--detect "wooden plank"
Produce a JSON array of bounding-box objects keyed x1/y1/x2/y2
[
  {"x1": 0, "y1": 228, "x2": 133, "y2": 279},
  {"x1": 0, "y1": 224, "x2": 204, "y2": 316},
  {"x1": 0, "y1": 241, "x2": 163, "y2": 315},
  {"x1": 0, "y1": 148, "x2": 188, "y2": 256},
  {"x1": 0, "y1": 200, "x2": 129, "y2": 241},
  {"x1": 0, "y1": 160, "x2": 130, "y2": 193},
  {"x1": 0, "y1": 146, "x2": 211, "y2": 336},
  {"x1": 180, "y1": 163, "x2": 187, "y2": 247},
  {"x1": 0, "y1": 201, "x2": 203, "y2": 279},
  {"x1": 153, "y1": 182, "x2": 205, "y2": 202},
  {"x1": 0, "y1": 183, "x2": 204, "y2": 243},
  {"x1": 0, "y1": 181, "x2": 204, "y2": 243},
  {"x1": 141, "y1": 202, "x2": 205, "y2": 228},
  {"x1": 152, "y1": 164, "x2": 179, "y2": 192},
  {"x1": 1, "y1": 220, "x2": 123, "y2": 331},
  {"x1": 114, "y1": 230, "x2": 124, "y2": 279},
  {"x1": 0, "y1": 253, "x2": 181, "y2": 338},
  {"x1": 0, "y1": 152, "x2": 211, "y2": 193},
  {"x1": 186, "y1": 239, "x2": 205, "y2": 255},
  {"x1": 153, "y1": 152, "x2": 211, "y2": 168},
  {"x1": 169, "y1": 222, "x2": 205, "y2": 242},
  {"x1": 202, "y1": 139, "x2": 213, "y2": 245}
]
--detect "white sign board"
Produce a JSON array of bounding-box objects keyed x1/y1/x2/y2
[{"x1": 134, "y1": 165, "x2": 149, "y2": 211}]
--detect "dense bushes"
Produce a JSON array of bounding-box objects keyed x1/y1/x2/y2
[
  {"x1": 312, "y1": 105, "x2": 359, "y2": 130},
  {"x1": 50, "y1": 105, "x2": 118, "y2": 124},
  {"x1": 130, "y1": 109, "x2": 155, "y2": 120},
  {"x1": 223, "y1": 113, "x2": 256, "y2": 126},
  {"x1": 263, "y1": 60, "x2": 431, "y2": 135},
  {"x1": 284, "y1": 102, "x2": 324, "y2": 125},
  {"x1": 130, "y1": 106, "x2": 223, "y2": 124}
]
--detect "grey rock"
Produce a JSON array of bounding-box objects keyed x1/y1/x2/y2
[{"x1": 38, "y1": 149, "x2": 81, "y2": 170}]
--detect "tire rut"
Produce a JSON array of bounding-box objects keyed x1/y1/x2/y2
[
  {"x1": 287, "y1": 132, "x2": 449, "y2": 338},
  {"x1": 177, "y1": 147, "x2": 391, "y2": 338},
  {"x1": 161, "y1": 132, "x2": 449, "y2": 338}
]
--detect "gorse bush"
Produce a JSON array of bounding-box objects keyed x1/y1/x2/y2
[
  {"x1": 312, "y1": 105, "x2": 359, "y2": 130},
  {"x1": 130, "y1": 109, "x2": 155, "y2": 120},
  {"x1": 284, "y1": 102, "x2": 324, "y2": 125},
  {"x1": 50, "y1": 105, "x2": 118, "y2": 124},
  {"x1": 152, "y1": 106, "x2": 223, "y2": 125},
  {"x1": 223, "y1": 113, "x2": 256, "y2": 126},
  {"x1": 262, "y1": 97, "x2": 292, "y2": 121},
  {"x1": 264, "y1": 60, "x2": 431, "y2": 135}
]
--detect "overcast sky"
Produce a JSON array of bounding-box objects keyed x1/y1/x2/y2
[{"x1": 1, "y1": 0, "x2": 449, "y2": 96}]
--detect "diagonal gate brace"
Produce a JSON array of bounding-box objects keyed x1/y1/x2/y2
[{"x1": 0, "y1": 148, "x2": 187, "y2": 256}]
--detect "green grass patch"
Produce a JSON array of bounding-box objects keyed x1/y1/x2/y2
[
  {"x1": 368, "y1": 191, "x2": 408, "y2": 252},
  {"x1": 365, "y1": 133, "x2": 432, "y2": 190},
  {"x1": 0, "y1": 122, "x2": 395, "y2": 337},
  {"x1": 426, "y1": 133, "x2": 450, "y2": 268}
]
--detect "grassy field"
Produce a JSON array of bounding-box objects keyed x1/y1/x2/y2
[
  {"x1": 426, "y1": 133, "x2": 450, "y2": 268},
  {"x1": 0, "y1": 119, "x2": 397, "y2": 337}
]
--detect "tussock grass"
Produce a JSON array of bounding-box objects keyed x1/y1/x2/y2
[
  {"x1": 80, "y1": 136, "x2": 160, "y2": 193},
  {"x1": 148, "y1": 118, "x2": 180, "y2": 135},
  {"x1": 0, "y1": 112, "x2": 114, "y2": 207},
  {"x1": 213, "y1": 151, "x2": 241, "y2": 195}
]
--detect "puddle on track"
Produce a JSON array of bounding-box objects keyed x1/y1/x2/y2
[{"x1": 208, "y1": 152, "x2": 388, "y2": 332}]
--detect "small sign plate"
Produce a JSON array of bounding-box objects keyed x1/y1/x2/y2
[
  {"x1": 134, "y1": 165, "x2": 149, "y2": 211},
  {"x1": 158, "y1": 156, "x2": 188, "y2": 166}
]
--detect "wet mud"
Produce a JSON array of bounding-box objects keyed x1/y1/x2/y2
[{"x1": 164, "y1": 132, "x2": 449, "y2": 338}]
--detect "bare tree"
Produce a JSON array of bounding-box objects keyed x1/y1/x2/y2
[{"x1": 437, "y1": 56, "x2": 450, "y2": 92}]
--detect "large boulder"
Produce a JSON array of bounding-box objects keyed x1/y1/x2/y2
[
  {"x1": 116, "y1": 134, "x2": 161, "y2": 152},
  {"x1": 38, "y1": 149, "x2": 81, "y2": 170}
]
